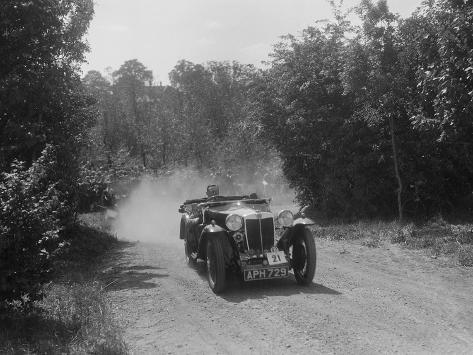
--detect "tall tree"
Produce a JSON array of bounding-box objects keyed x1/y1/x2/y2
[
  {"x1": 112, "y1": 59, "x2": 153, "y2": 166},
  {"x1": 169, "y1": 60, "x2": 216, "y2": 168},
  {"x1": 350, "y1": 0, "x2": 408, "y2": 221}
]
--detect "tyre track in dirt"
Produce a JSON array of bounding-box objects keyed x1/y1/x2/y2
[{"x1": 103, "y1": 238, "x2": 473, "y2": 354}]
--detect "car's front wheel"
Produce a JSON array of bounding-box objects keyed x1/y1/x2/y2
[
  {"x1": 206, "y1": 237, "x2": 226, "y2": 294},
  {"x1": 291, "y1": 228, "x2": 316, "y2": 285}
]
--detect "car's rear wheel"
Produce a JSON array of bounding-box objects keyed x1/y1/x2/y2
[
  {"x1": 206, "y1": 237, "x2": 226, "y2": 294},
  {"x1": 291, "y1": 228, "x2": 316, "y2": 285}
]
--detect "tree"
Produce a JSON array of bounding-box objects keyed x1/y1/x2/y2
[
  {"x1": 406, "y1": 0, "x2": 473, "y2": 215},
  {"x1": 0, "y1": 0, "x2": 95, "y2": 169},
  {"x1": 169, "y1": 60, "x2": 218, "y2": 168},
  {"x1": 256, "y1": 0, "x2": 473, "y2": 219},
  {"x1": 0, "y1": 0, "x2": 96, "y2": 302},
  {"x1": 258, "y1": 14, "x2": 378, "y2": 217},
  {"x1": 113, "y1": 59, "x2": 153, "y2": 166},
  {"x1": 413, "y1": 0, "x2": 473, "y2": 142},
  {"x1": 349, "y1": 0, "x2": 408, "y2": 221}
]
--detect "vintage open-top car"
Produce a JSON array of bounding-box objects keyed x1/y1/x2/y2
[{"x1": 178, "y1": 185, "x2": 316, "y2": 293}]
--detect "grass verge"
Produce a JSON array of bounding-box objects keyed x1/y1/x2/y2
[
  {"x1": 0, "y1": 213, "x2": 127, "y2": 354},
  {"x1": 312, "y1": 218, "x2": 473, "y2": 266}
]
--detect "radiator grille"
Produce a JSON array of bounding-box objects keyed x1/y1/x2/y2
[{"x1": 245, "y1": 217, "x2": 274, "y2": 252}]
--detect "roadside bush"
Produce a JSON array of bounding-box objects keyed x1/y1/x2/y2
[
  {"x1": 458, "y1": 246, "x2": 473, "y2": 267},
  {"x1": 77, "y1": 149, "x2": 149, "y2": 212},
  {"x1": 54, "y1": 223, "x2": 119, "y2": 279},
  {"x1": 0, "y1": 146, "x2": 66, "y2": 303},
  {"x1": 0, "y1": 282, "x2": 127, "y2": 354},
  {"x1": 451, "y1": 225, "x2": 473, "y2": 245},
  {"x1": 451, "y1": 225, "x2": 473, "y2": 266},
  {"x1": 38, "y1": 282, "x2": 127, "y2": 354},
  {"x1": 362, "y1": 235, "x2": 381, "y2": 248},
  {"x1": 314, "y1": 221, "x2": 398, "y2": 243},
  {"x1": 77, "y1": 162, "x2": 111, "y2": 212},
  {"x1": 431, "y1": 238, "x2": 458, "y2": 256},
  {"x1": 0, "y1": 209, "x2": 125, "y2": 354},
  {"x1": 390, "y1": 221, "x2": 473, "y2": 265},
  {"x1": 391, "y1": 223, "x2": 415, "y2": 244}
]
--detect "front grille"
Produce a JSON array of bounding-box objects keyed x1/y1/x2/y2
[
  {"x1": 246, "y1": 220, "x2": 259, "y2": 251},
  {"x1": 245, "y1": 217, "x2": 274, "y2": 253}
]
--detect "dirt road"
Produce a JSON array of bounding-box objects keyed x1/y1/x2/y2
[{"x1": 102, "y1": 237, "x2": 473, "y2": 354}]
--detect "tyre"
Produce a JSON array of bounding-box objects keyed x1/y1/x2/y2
[
  {"x1": 291, "y1": 228, "x2": 316, "y2": 285},
  {"x1": 206, "y1": 237, "x2": 226, "y2": 294},
  {"x1": 184, "y1": 239, "x2": 194, "y2": 266}
]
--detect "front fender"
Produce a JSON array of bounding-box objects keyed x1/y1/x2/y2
[
  {"x1": 203, "y1": 224, "x2": 226, "y2": 234},
  {"x1": 293, "y1": 217, "x2": 315, "y2": 226},
  {"x1": 197, "y1": 229, "x2": 233, "y2": 263},
  {"x1": 277, "y1": 224, "x2": 310, "y2": 251}
]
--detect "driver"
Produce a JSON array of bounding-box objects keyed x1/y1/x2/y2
[{"x1": 206, "y1": 184, "x2": 219, "y2": 198}]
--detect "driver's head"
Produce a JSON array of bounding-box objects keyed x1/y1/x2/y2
[{"x1": 206, "y1": 184, "x2": 219, "y2": 197}]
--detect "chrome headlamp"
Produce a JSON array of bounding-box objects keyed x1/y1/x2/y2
[
  {"x1": 277, "y1": 210, "x2": 294, "y2": 227},
  {"x1": 225, "y1": 214, "x2": 243, "y2": 231}
]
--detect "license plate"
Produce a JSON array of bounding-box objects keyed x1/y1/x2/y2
[
  {"x1": 266, "y1": 251, "x2": 286, "y2": 265},
  {"x1": 244, "y1": 267, "x2": 288, "y2": 281}
]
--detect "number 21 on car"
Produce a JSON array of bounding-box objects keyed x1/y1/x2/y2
[{"x1": 266, "y1": 251, "x2": 286, "y2": 265}]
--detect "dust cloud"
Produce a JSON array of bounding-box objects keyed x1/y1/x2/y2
[{"x1": 111, "y1": 168, "x2": 296, "y2": 243}]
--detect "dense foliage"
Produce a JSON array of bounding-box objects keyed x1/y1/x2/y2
[
  {"x1": 258, "y1": 0, "x2": 473, "y2": 220},
  {"x1": 83, "y1": 0, "x2": 473, "y2": 220},
  {"x1": 0, "y1": 146, "x2": 65, "y2": 301},
  {"x1": 0, "y1": 0, "x2": 95, "y2": 302}
]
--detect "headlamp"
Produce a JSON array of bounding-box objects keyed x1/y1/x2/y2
[
  {"x1": 277, "y1": 210, "x2": 294, "y2": 227},
  {"x1": 226, "y1": 214, "x2": 243, "y2": 231}
]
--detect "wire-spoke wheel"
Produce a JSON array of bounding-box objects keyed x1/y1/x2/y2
[{"x1": 206, "y1": 237, "x2": 226, "y2": 294}]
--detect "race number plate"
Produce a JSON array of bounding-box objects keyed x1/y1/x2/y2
[
  {"x1": 266, "y1": 251, "x2": 286, "y2": 265},
  {"x1": 244, "y1": 267, "x2": 289, "y2": 281}
]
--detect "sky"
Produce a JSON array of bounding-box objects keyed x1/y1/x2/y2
[{"x1": 82, "y1": 0, "x2": 423, "y2": 84}]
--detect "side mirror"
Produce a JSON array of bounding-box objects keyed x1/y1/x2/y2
[{"x1": 178, "y1": 205, "x2": 185, "y2": 213}]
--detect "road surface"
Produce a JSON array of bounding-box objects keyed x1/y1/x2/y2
[{"x1": 102, "y1": 237, "x2": 473, "y2": 354}]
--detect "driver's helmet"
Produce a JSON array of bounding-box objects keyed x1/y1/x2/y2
[{"x1": 206, "y1": 184, "x2": 219, "y2": 197}]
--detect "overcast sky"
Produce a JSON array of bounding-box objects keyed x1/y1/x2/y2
[{"x1": 82, "y1": 0, "x2": 423, "y2": 84}]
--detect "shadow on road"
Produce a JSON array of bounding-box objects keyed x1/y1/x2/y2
[
  {"x1": 220, "y1": 276, "x2": 341, "y2": 303},
  {"x1": 190, "y1": 265, "x2": 341, "y2": 302},
  {"x1": 98, "y1": 241, "x2": 169, "y2": 291},
  {"x1": 100, "y1": 264, "x2": 169, "y2": 291}
]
